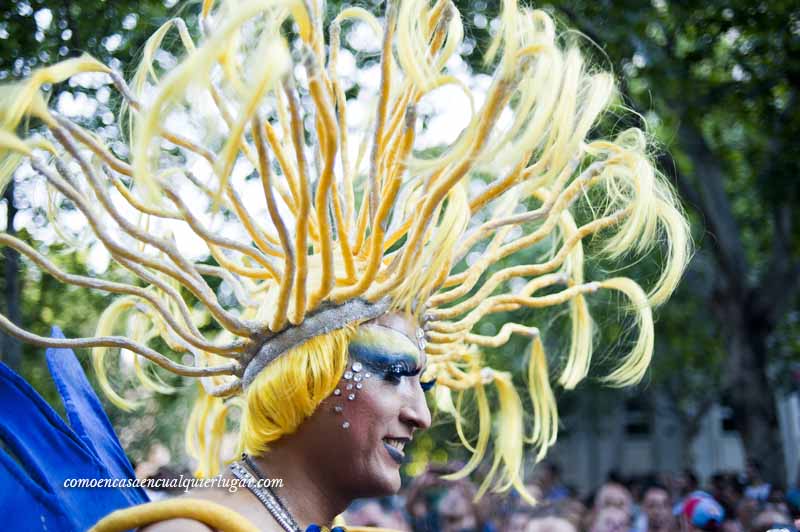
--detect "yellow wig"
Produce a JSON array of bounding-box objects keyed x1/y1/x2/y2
[{"x1": 0, "y1": 0, "x2": 690, "y2": 505}]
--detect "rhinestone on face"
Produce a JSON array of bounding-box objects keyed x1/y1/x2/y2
[
  {"x1": 346, "y1": 383, "x2": 353, "y2": 390},
  {"x1": 344, "y1": 371, "x2": 353, "y2": 380},
  {"x1": 353, "y1": 374, "x2": 362, "y2": 382},
  {"x1": 364, "y1": 372, "x2": 372, "y2": 378},
  {"x1": 347, "y1": 393, "x2": 355, "y2": 400},
  {"x1": 334, "y1": 405, "x2": 343, "y2": 413},
  {"x1": 352, "y1": 362, "x2": 363, "y2": 372},
  {"x1": 333, "y1": 388, "x2": 341, "y2": 396},
  {"x1": 355, "y1": 383, "x2": 363, "y2": 389},
  {"x1": 342, "y1": 421, "x2": 350, "y2": 429}
]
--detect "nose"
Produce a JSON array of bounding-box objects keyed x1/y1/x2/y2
[{"x1": 400, "y1": 381, "x2": 432, "y2": 431}]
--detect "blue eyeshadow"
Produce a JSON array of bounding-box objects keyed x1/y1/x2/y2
[{"x1": 348, "y1": 343, "x2": 419, "y2": 374}]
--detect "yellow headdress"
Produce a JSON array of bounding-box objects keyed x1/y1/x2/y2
[{"x1": 0, "y1": 0, "x2": 689, "y2": 501}]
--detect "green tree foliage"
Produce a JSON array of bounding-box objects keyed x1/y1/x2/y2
[
  {"x1": 1, "y1": 0, "x2": 797, "y2": 483},
  {"x1": 1, "y1": 0, "x2": 177, "y2": 82},
  {"x1": 540, "y1": 0, "x2": 799, "y2": 484}
]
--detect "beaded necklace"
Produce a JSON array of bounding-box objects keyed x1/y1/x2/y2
[{"x1": 232, "y1": 454, "x2": 345, "y2": 532}]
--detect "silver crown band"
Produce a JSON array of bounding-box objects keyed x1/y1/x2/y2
[{"x1": 241, "y1": 298, "x2": 392, "y2": 388}]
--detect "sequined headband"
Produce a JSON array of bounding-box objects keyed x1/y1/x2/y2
[{"x1": 241, "y1": 298, "x2": 392, "y2": 388}]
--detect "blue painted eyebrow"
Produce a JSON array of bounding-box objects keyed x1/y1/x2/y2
[{"x1": 348, "y1": 343, "x2": 419, "y2": 370}]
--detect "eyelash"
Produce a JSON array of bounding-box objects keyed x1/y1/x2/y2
[
  {"x1": 383, "y1": 365, "x2": 435, "y2": 392},
  {"x1": 383, "y1": 363, "x2": 420, "y2": 384},
  {"x1": 420, "y1": 378, "x2": 437, "y2": 392}
]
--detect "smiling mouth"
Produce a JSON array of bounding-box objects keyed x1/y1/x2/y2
[{"x1": 382, "y1": 437, "x2": 408, "y2": 465}]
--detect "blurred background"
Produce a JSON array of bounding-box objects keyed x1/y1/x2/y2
[{"x1": 0, "y1": 0, "x2": 798, "y2": 530}]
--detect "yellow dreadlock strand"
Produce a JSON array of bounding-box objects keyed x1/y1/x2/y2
[{"x1": 0, "y1": 0, "x2": 691, "y2": 510}]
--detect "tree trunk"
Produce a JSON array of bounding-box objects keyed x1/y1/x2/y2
[
  {"x1": 1, "y1": 182, "x2": 21, "y2": 372},
  {"x1": 718, "y1": 297, "x2": 786, "y2": 485}
]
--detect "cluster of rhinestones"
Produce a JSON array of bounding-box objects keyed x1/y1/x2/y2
[
  {"x1": 416, "y1": 327, "x2": 427, "y2": 351},
  {"x1": 333, "y1": 361, "x2": 372, "y2": 429}
]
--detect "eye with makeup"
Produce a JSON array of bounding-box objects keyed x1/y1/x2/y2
[
  {"x1": 349, "y1": 325, "x2": 430, "y2": 389},
  {"x1": 383, "y1": 361, "x2": 420, "y2": 384},
  {"x1": 382, "y1": 365, "x2": 436, "y2": 393}
]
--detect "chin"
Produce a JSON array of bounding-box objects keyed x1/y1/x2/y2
[
  {"x1": 355, "y1": 464, "x2": 402, "y2": 498},
  {"x1": 371, "y1": 471, "x2": 402, "y2": 496}
]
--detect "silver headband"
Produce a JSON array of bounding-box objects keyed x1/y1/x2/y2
[{"x1": 241, "y1": 297, "x2": 392, "y2": 388}]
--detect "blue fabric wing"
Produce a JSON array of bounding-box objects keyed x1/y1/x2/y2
[
  {"x1": 46, "y1": 326, "x2": 147, "y2": 505},
  {"x1": 0, "y1": 445, "x2": 73, "y2": 532},
  {"x1": 0, "y1": 328, "x2": 148, "y2": 531}
]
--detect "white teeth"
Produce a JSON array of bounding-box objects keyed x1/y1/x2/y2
[{"x1": 384, "y1": 438, "x2": 405, "y2": 452}]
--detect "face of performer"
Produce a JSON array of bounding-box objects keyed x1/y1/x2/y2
[{"x1": 305, "y1": 312, "x2": 432, "y2": 497}]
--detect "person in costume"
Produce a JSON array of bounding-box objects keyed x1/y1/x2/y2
[{"x1": 0, "y1": 0, "x2": 691, "y2": 529}]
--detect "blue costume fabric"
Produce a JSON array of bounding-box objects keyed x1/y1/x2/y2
[{"x1": 0, "y1": 327, "x2": 148, "y2": 531}]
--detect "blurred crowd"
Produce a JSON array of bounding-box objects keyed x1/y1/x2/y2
[
  {"x1": 342, "y1": 459, "x2": 800, "y2": 532},
  {"x1": 143, "y1": 457, "x2": 800, "y2": 531}
]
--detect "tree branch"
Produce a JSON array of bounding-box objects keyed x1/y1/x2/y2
[
  {"x1": 675, "y1": 122, "x2": 750, "y2": 290},
  {"x1": 558, "y1": 5, "x2": 750, "y2": 292}
]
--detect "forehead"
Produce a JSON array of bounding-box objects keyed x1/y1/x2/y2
[
  {"x1": 368, "y1": 312, "x2": 420, "y2": 342},
  {"x1": 644, "y1": 488, "x2": 669, "y2": 501},
  {"x1": 599, "y1": 485, "x2": 629, "y2": 500},
  {"x1": 350, "y1": 323, "x2": 425, "y2": 365}
]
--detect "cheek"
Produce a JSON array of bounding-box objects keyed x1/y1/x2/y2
[
  {"x1": 327, "y1": 369, "x2": 396, "y2": 441},
  {"x1": 344, "y1": 380, "x2": 396, "y2": 434}
]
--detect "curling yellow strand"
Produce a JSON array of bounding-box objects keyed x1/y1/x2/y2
[
  {"x1": 556, "y1": 203, "x2": 595, "y2": 390},
  {"x1": 329, "y1": 178, "x2": 358, "y2": 283},
  {"x1": 490, "y1": 372, "x2": 536, "y2": 504},
  {"x1": 253, "y1": 117, "x2": 295, "y2": 332},
  {"x1": 450, "y1": 389, "x2": 475, "y2": 453},
  {"x1": 598, "y1": 277, "x2": 655, "y2": 386},
  {"x1": 436, "y1": 206, "x2": 625, "y2": 316},
  {"x1": 367, "y1": 0, "x2": 399, "y2": 221},
  {"x1": 0, "y1": 0, "x2": 693, "y2": 509},
  {"x1": 327, "y1": 24, "x2": 355, "y2": 234},
  {"x1": 441, "y1": 162, "x2": 608, "y2": 293},
  {"x1": 262, "y1": 120, "x2": 301, "y2": 206},
  {"x1": 284, "y1": 80, "x2": 312, "y2": 325},
  {"x1": 372, "y1": 77, "x2": 516, "y2": 300},
  {"x1": 463, "y1": 322, "x2": 541, "y2": 348},
  {"x1": 442, "y1": 378, "x2": 490, "y2": 482},
  {"x1": 130, "y1": 340, "x2": 176, "y2": 397},
  {"x1": 93, "y1": 298, "x2": 145, "y2": 411},
  {"x1": 526, "y1": 337, "x2": 558, "y2": 457},
  {"x1": 306, "y1": 54, "x2": 339, "y2": 309},
  {"x1": 332, "y1": 108, "x2": 417, "y2": 303},
  {"x1": 45, "y1": 126, "x2": 252, "y2": 336}
]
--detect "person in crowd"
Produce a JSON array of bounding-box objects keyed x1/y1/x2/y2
[
  {"x1": 590, "y1": 506, "x2": 632, "y2": 532},
  {"x1": 560, "y1": 497, "x2": 589, "y2": 531},
  {"x1": 527, "y1": 516, "x2": 578, "y2": 532},
  {"x1": 711, "y1": 472, "x2": 745, "y2": 520},
  {"x1": 720, "y1": 518, "x2": 746, "y2": 532},
  {"x1": 748, "y1": 504, "x2": 797, "y2": 532},
  {"x1": 595, "y1": 481, "x2": 635, "y2": 522},
  {"x1": 737, "y1": 495, "x2": 762, "y2": 531},
  {"x1": 787, "y1": 479, "x2": 800, "y2": 529},
  {"x1": 436, "y1": 482, "x2": 496, "y2": 532},
  {"x1": 505, "y1": 501, "x2": 579, "y2": 532},
  {"x1": 344, "y1": 498, "x2": 411, "y2": 531},
  {"x1": 536, "y1": 462, "x2": 571, "y2": 502},
  {"x1": 673, "y1": 471, "x2": 702, "y2": 508},
  {"x1": 642, "y1": 482, "x2": 678, "y2": 532},
  {"x1": 744, "y1": 460, "x2": 772, "y2": 503},
  {"x1": 677, "y1": 491, "x2": 725, "y2": 532}
]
